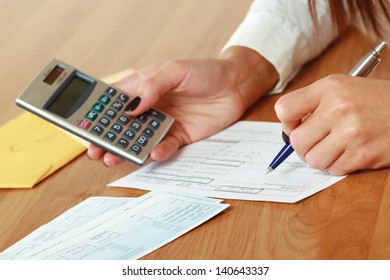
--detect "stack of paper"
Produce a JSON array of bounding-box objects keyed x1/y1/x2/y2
[{"x1": 0, "y1": 191, "x2": 228, "y2": 260}]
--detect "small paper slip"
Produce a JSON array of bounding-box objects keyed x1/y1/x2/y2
[
  {"x1": 0, "y1": 191, "x2": 228, "y2": 260},
  {"x1": 108, "y1": 121, "x2": 346, "y2": 203},
  {"x1": 0, "y1": 112, "x2": 86, "y2": 188},
  {"x1": 0, "y1": 197, "x2": 134, "y2": 260}
]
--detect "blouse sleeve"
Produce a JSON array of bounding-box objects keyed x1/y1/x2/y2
[{"x1": 222, "y1": 0, "x2": 339, "y2": 93}]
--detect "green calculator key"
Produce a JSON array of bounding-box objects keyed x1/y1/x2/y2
[
  {"x1": 92, "y1": 102, "x2": 104, "y2": 113},
  {"x1": 98, "y1": 95, "x2": 111, "y2": 105},
  {"x1": 85, "y1": 110, "x2": 98, "y2": 121}
]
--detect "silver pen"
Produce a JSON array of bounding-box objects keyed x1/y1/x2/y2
[
  {"x1": 348, "y1": 40, "x2": 387, "y2": 76},
  {"x1": 267, "y1": 40, "x2": 387, "y2": 174}
]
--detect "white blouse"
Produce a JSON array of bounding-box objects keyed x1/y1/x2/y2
[{"x1": 223, "y1": 0, "x2": 340, "y2": 93}]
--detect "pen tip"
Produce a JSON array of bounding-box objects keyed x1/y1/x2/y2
[{"x1": 266, "y1": 167, "x2": 273, "y2": 174}]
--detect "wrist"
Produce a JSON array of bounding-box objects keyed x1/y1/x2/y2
[{"x1": 219, "y1": 46, "x2": 279, "y2": 110}]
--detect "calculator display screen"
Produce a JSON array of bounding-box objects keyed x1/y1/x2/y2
[{"x1": 45, "y1": 72, "x2": 94, "y2": 118}]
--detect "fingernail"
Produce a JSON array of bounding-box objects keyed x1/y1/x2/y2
[{"x1": 125, "y1": 96, "x2": 141, "y2": 112}]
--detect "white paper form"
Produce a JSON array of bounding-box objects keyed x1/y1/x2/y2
[
  {"x1": 0, "y1": 197, "x2": 133, "y2": 259},
  {"x1": 0, "y1": 191, "x2": 228, "y2": 260},
  {"x1": 109, "y1": 121, "x2": 346, "y2": 203}
]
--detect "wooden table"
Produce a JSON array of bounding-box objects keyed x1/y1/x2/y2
[{"x1": 1, "y1": 0, "x2": 389, "y2": 260}]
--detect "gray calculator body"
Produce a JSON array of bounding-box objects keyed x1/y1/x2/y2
[{"x1": 16, "y1": 58, "x2": 174, "y2": 165}]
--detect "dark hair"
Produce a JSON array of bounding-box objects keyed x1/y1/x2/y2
[{"x1": 309, "y1": 0, "x2": 390, "y2": 37}]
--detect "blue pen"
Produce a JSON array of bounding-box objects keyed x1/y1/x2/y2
[
  {"x1": 266, "y1": 40, "x2": 387, "y2": 174},
  {"x1": 266, "y1": 131, "x2": 294, "y2": 174}
]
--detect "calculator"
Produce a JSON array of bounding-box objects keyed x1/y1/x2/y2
[{"x1": 16, "y1": 58, "x2": 175, "y2": 165}]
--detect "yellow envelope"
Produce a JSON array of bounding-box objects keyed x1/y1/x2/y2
[{"x1": 0, "y1": 112, "x2": 86, "y2": 188}]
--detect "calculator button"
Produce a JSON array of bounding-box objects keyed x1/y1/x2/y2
[
  {"x1": 116, "y1": 138, "x2": 129, "y2": 149},
  {"x1": 98, "y1": 95, "x2": 111, "y2": 105},
  {"x1": 104, "y1": 132, "x2": 117, "y2": 142},
  {"x1": 136, "y1": 114, "x2": 148, "y2": 124},
  {"x1": 91, "y1": 125, "x2": 104, "y2": 136},
  {"x1": 130, "y1": 121, "x2": 141, "y2": 132},
  {"x1": 85, "y1": 110, "x2": 98, "y2": 121},
  {"x1": 104, "y1": 87, "x2": 117, "y2": 97},
  {"x1": 129, "y1": 144, "x2": 142, "y2": 155},
  {"x1": 123, "y1": 130, "x2": 136, "y2": 140},
  {"x1": 148, "y1": 120, "x2": 160, "y2": 130},
  {"x1": 105, "y1": 109, "x2": 117, "y2": 119},
  {"x1": 111, "y1": 101, "x2": 123, "y2": 112},
  {"x1": 117, "y1": 93, "x2": 129, "y2": 103},
  {"x1": 142, "y1": 128, "x2": 154, "y2": 138},
  {"x1": 117, "y1": 115, "x2": 129, "y2": 125},
  {"x1": 136, "y1": 135, "x2": 148, "y2": 147},
  {"x1": 110, "y1": 123, "x2": 123, "y2": 134},
  {"x1": 98, "y1": 117, "x2": 110, "y2": 127},
  {"x1": 146, "y1": 109, "x2": 166, "y2": 121},
  {"x1": 78, "y1": 118, "x2": 92, "y2": 130},
  {"x1": 92, "y1": 102, "x2": 104, "y2": 113}
]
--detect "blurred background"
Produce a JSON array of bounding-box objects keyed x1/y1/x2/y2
[{"x1": 0, "y1": 0, "x2": 252, "y2": 125}]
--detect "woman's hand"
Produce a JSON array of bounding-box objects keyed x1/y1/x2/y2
[
  {"x1": 88, "y1": 46, "x2": 278, "y2": 166},
  {"x1": 275, "y1": 74, "x2": 390, "y2": 175}
]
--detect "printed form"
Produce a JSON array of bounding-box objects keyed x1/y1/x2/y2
[
  {"x1": 0, "y1": 197, "x2": 134, "y2": 260},
  {"x1": 109, "y1": 121, "x2": 346, "y2": 203},
  {"x1": 0, "y1": 192, "x2": 228, "y2": 260}
]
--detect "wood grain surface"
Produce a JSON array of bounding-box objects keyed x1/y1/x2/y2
[{"x1": 1, "y1": 0, "x2": 389, "y2": 259}]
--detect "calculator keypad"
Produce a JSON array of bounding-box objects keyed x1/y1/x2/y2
[{"x1": 78, "y1": 87, "x2": 166, "y2": 158}]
